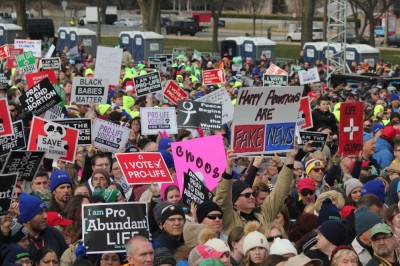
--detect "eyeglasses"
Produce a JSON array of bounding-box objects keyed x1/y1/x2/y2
[
  {"x1": 300, "y1": 190, "x2": 315, "y2": 197},
  {"x1": 239, "y1": 192, "x2": 256, "y2": 198},
  {"x1": 206, "y1": 213, "x2": 223, "y2": 220},
  {"x1": 267, "y1": 235, "x2": 283, "y2": 242},
  {"x1": 15, "y1": 259, "x2": 32, "y2": 266},
  {"x1": 371, "y1": 234, "x2": 393, "y2": 243},
  {"x1": 312, "y1": 168, "x2": 325, "y2": 173}
]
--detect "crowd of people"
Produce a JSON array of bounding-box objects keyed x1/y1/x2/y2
[{"x1": 2, "y1": 38, "x2": 400, "y2": 266}]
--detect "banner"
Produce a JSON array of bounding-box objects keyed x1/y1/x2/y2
[
  {"x1": 0, "y1": 173, "x2": 18, "y2": 215},
  {"x1": 298, "y1": 131, "x2": 328, "y2": 151},
  {"x1": 163, "y1": 80, "x2": 187, "y2": 105},
  {"x1": 262, "y1": 74, "x2": 288, "y2": 86},
  {"x1": 7, "y1": 47, "x2": 23, "y2": 69},
  {"x1": 71, "y1": 77, "x2": 109, "y2": 104},
  {"x1": 14, "y1": 39, "x2": 41, "y2": 57},
  {"x1": 1, "y1": 151, "x2": 45, "y2": 181},
  {"x1": 195, "y1": 88, "x2": 234, "y2": 124},
  {"x1": 177, "y1": 100, "x2": 222, "y2": 130},
  {"x1": 298, "y1": 67, "x2": 320, "y2": 85},
  {"x1": 40, "y1": 57, "x2": 61, "y2": 70},
  {"x1": 0, "y1": 121, "x2": 26, "y2": 157},
  {"x1": 134, "y1": 72, "x2": 162, "y2": 97},
  {"x1": 25, "y1": 69, "x2": 57, "y2": 88},
  {"x1": 0, "y1": 99, "x2": 13, "y2": 137},
  {"x1": 15, "y1": 51, "x2": 36, "y2": 73},
  {"x1": 0, "y1": 45, "x2": 10, "y2": 59},
  {"x1": 116, "y1": 152, "x2": 173, "y2": 185},
  {"x1": 27, "y1": 117, "x2": 79, "y2": 163},
  {"x1": 202, "y1": 69, "x2": 226, "y2": 85},
  {"x1": 92, "y1": 118, "x2": 130, "y2": 153},
  {"x1": 94, "y1": 46, "x2": 123, "y2": 86},
  {"x1": 140, "y1": 107, "x2": 177, "y2": 135},
  {"x1": 297, "y1": 96, "x2": 313, "y2": 130},
  {"x1": 54, "y1": 118, "x2": 92, "y2": 145},
  {"x1": 82, "y1": 202, "x2": 149, "y2": 253},
  {"x1": 339, "y1": 102, "x2": 364, "y2": 156},
  {"x1": 182, "y1": 169, "x2": 213, "y2": 206},
  {"x1": 232, "y1": 86, "x2": 303, "y2": 155}
]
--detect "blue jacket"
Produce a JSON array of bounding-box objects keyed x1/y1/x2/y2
[{"x1": 373, "y1": 138, "x2": 394, "y2": 169}]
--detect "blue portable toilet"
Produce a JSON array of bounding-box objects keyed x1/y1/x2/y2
[
  {"x1": 241, "y1": 38, "x2": 257, "y2": 62},
  {"x1": 345, "y1": 44, "x2": 380, "y2": 68},
  {"x1": 251, "y1": 37, "x2": 276, "y2": 62},
  {"x1": 56, "y1": 27, "x2": 70, "y2": 52},
  {"x1": 303, "y1": 42, "x2": 326, "y2": 66},
  {"x1": 220, "y1": 39, "x2": 238, "y2": 59},
  {"x1": 321, "y1": 42, "x2": 342, "y2": 65},
  {"x1": 132, "y1": 31, "x2": 164, "y2": 62},
  {"x1": 69, "y1": 27, "x2": 97, "y2": 55},
  {"x1": 119, "y1": 31, "x2": 141, "y2": 57},
  {"x1": 0, "y1": 24, "x2": 23, "y2": 46},
  {"x1": 223, "y1": 37, "x2": 248, "y2": 59}
]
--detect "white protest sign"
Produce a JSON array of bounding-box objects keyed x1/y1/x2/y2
[
  {"x1": 71, "y1": 77, "x2": 109, "y2": 104},
  {"x1": 91, "y1": 118, "x2": 130, "y2": 153},
  {"x1": 298, "y1": 67, "x2": 320, "y2": 85},
  {"x1": 140, "y1": 107, "x2": 177, "y2": 135},
  {"x1": 44, "y1": 105, "x2": 64, "y2": 120},
  {"x1": 94, "y1": 46, "x2": 123, "y2": 86},
  {"x1": 195, "y1": 88, "x2": 234, "y2": 124},
  {"x1": 14, "y1": 39, "x2": 42, "y2": 57}
]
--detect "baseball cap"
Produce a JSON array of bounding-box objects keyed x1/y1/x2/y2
[
  {"x1": 370, "y1": 223, "x2": 393, "y2": 239},
  {"x1": 188, "y1": 245, "x2": 225, "y2": 265},
  {"x1": 297, "y1": 178, "x2": 315, "y2": 192},
  {"x1": 46, "y1": 212, "x2": 73, "y2": 227}
]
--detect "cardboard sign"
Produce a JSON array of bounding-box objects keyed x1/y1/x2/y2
[
  {"x1": 92, "y1": 118, "x2": 130, "y2": 153},
  {"x1": 41, "y1": 57, "x2": 61, "y2": 70},
  {"x1": 195, "y1": 88, "x2": 234, "y2": 124},
  {"x1": 298, "y1": 131, "x2": 328, "y2": 151},
  {"x1": 95, "y1": 46, "x2": 123, "y2": 86},
  {"x1": 14, "y1": 39, "x2": 41, "y2": 57},
  {"x1": 134, "y1": 72, "x2": 162, "y2": 97},
  {"x1": 193, "y1": 50, "x2": 202, "y2": 61},
  {"x1": 0, "y1": 99, "x2": 14, "y2": 137},
  {"x1": 298, "y1": 67, "x2": 320, "y2": 85},
  {"x1": 82, "y1": 202, "x2": 149, "y2": 253},
  {"x1": 182, "y1": 169, "x2": 213, "y2": 206},
  {"x1": 71, "y1": 77, "x2": 109, "y2": 104},
  {"x1": 25, "y1": 69, "x2": 57, "y2": 88},
  {"x1": 297, "y1": 96, "x2": 313, "y2": 130},
  {"x1": 339, "y1": 102, "x2": 364, "y2": 156},
  {"x1": 0, "y1": 121, "x2": 26, "y2": 157},
  {"x1": 0, "y1": 173, "x2": 18, "y2": 215},
  {"x1": 172, "y1": 135, "x2": 226, "y2": 192},
  {"x1": 27, "y1": 117, "x2": 79, "y2": 163},
  {"x1": 163, "y1": 80, "x2": 187, "y2": 105},
  {"x1": 7, "y1": 47, "x2": 23, "y2": 69},
  {"x1": 266, "y1": 63, "x2": 288, "y2": 75},
  {"x1": 140, "y1": 107, "x2": 177, "y2": 135},
  {"x1": 116, "y1": 152, "x2": 173, "y2": 185},
  {"x1": 44, "y1": 105, "x2": 65, "y2": 120},
  {"x1": 202, "y1": 69, "x2": 226, "y2": 85},
  {"x1": 15, "y1": 51, "x2": 37, "y2": 73},
  {"x1": 19, "y1": 78, "x2": 62, "y2": 116},
  {"x1": 177, "y1": 100, "x2": 222, "y2": 130},
  {"x1": 0, "y1": 45, "x2": 10, "y2": 59},
  {"x1": 155, "y1": 54, "x2": 173, "y2": 67},
  {"x1": 1, "y1": 151, "x2": 45, "y2": 181},
  {"x1": 263, "y1": 74, "x2": 288, "y2": 86},
  {"x1": 54, "y1": 119, "x2": 92, "y2": 145},
  {"x1": 232, "y1": 86, "x2": 303, "y2": 155}
]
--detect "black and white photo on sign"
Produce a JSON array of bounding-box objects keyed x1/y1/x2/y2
[
  {"x1": 71, "y1": 77, "x2": 109, "y2": 104},
  {"x1": 298, "y1": 67, "x2": 320, "y2": 85},
  {"x1": 1, "y1": 151, "x2": 45, "y2": 181},
  {"x1": 140, "y1": 107, "x2": 177, "y2": 135},
  {"x1": 134, "y1": 72, "x2": 162, "y2": 97},
  {"x1": 177, "y1": 100, "x2": 222, "y2": 130},
  {"x1": 91, "y1": 118, "x2": 131, "y2": 153},
  {"x1": 0, "y1": 121, "x2": 26, "y2": 157},
  {"x1": 54, "y1": 119, "x2": 92, "y2": 145}
]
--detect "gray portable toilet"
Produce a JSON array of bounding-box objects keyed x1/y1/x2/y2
[
  {"x1": 345, "y1": 44, "x2": 380, "y2": 68},
  {"x1": 132, "y1": 31, "x2": 164, "y2": 62},
  {"x1": 56, "y1": 27, "x2": 70, "y2": 52},
  {"x1": 119, "y1": 31, "x2": 142, "y2": 58},
  {"x1": 251, "y1": 37, "x2": 276, "y2": 62},
  {"x1": 303, "y1": 42, "x2": 325, "y2": 66},
  {"x1": 0, "y1": 24, "x2": 23, "y2": 45},
  {"x1": 223, "y1": 37, "x2": 248, "y2": 59},
  {"x1": 69, "y1": 27, "x2": 97, "y2": 55},
  {"x1": 321, "y1": 42, "x2": 342, "y2": 65}
]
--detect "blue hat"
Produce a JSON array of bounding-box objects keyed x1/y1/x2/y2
[
  {"x1": 160, "y1": 149, "x2": 175, "y2": 169},
  {"x1": 317, "y1": 198, "x2": 341, "y2": 226},
  {"x1": 158, "y1": 137, "x2": 174, "y2": 151},
  {"x1": 363, "y1": 132, "x2": 374, "y2": 143},
  {"x1": 390, "y1": 92, "x2": 399, "y2": 102},
  {"x1": 371, "y1": 124, "x2": 384, "y2": 135},
  {"x1": 362, "y1": 180, "x2": 385, "y2": 203},
  {"x1": 19, "y1": 193, "x2": 47, "y2": 223},
  {"x1": 50, "y1": 170, "x2": 72, "y2": 193}
]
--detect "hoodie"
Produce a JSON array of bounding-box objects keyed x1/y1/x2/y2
[{"x1": 373, "y1": 137, "x2": 394, "y2": 169}]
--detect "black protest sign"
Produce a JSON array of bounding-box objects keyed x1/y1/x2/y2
[
  {"x1": 263, "y1": 74, "x2": 288, "y2": 86},
  {"x1": 149, "y1": 56, "x2": 167, "y2": 69},
  {"x1": 19, "y1": 78, "x2": 62, "y2": 116},
  {"x1": 0, "y1": 121, "x2": 26, "y2": 157},
  {"x1": 71, "y1": 77, "x2": 109, "y2": 104},
  {"x1": 182, "y1": 169, "x2": 213, "y2": 206},
  {"x1": 177, "y1": 100, "x2": 222, "y2": 130},
  {"x1": 134, "y1": 72, "x2": 162, "y2": 97},
  {"x1": 1, "y1": 151, "x2": 45, "y2": 181},
  {"x1": 0, "y1": 173, "x2": 18, "y2": 215},
  {"x1": 155, "y1": 54, "x2": 173, "y2": 67},
  {"x1": 82, "y1": 202, "x2": 149, "y2": 253},
  {"x1": 299, "y1": 131, "x2": 328, "y2": 151},
  {"x1": 54, "y1": 118, "x2": 92, "y2": 145},
  {"x1": 0, "y1": 72, "x2": 10, "y2": 85},
  {"x1": 41, "y1": 57, "x2": 61, "y2": 70}
]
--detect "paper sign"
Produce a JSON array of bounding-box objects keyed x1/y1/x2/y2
[
  {"x1": 298, "y1": 67, "x2": 320, "y2": 85},
  {"x1": 0, "y1": 73, "x2": 9, "y2": 85},
  {"x1": 15, "y1": 51, "x2": 37, "y2": 73},
  {"x1": 0, "y1": 99, "x2": 14, "y2": 137},
  {"x1": 195, "y1": 88, "x2": 234, "y2": 124},
  {"x1": 297, "y1": 96, "x2": 313, "y2": 130},
  {"x1": 1, "y1": 151, "x2": 45, "y2": 181},
  {"x1": 163, "y1": 80, "x2": 187, "y2": 105},
  {"x1": 339, "y1": 102, "x2": 364, "y2": 156},
  {"x1": 193, "y1": 50, "x2": 202, "y2": 61},
  {"x1": 0, "y1": 173, "x2": 18, "y2": 215},
  {"x1": 182, "y1": 169, "x2": 213, "y2": 206},
  {"x1": 82, "y1": 202, "x2": 149, "y2": 253},
  {"x1": 172, "y1": 135, "x2": 227, "y2": 193},
  {"x1": 14, "y1": 39, "x2": 41, "y2": 57},
  {"x1": 44, "y1": 44, "x2": 55, "y2": 59},
  {"x1": 140, "y1": 107, "x2": 177, "y2": 135},
  {"x1": 71, "y1": 77, "x2": 109, "y2": 104},
  {"x1": 149, "y1": 56, "x2": 167, "y2": 69},
  {"x1": 94, "y1": 46, "x2": 123, "y2": 86},
  {"x1": 0, "y1": 45, "x2": 10, "y2": 59},
  {"x1": 134, "y1": 72, "x2": 162, "y2": 97},
  {"x1": 41, "y1": 57, "x2": 61, "y2": 70},
  {"x1": 54, "y1": 118, "x2": 92, "y2": 145},
  {"x1": 202, "y1": 69, "x2": 226, "y2": 85},
  {"x1": 263, "y1": 74, "x2": 288, "y2": 86},
  {"x1": 266, "y1": 63, "x2": 288, "y2": 75},
  {"x1": 44, "y1": 105, "x2": 65, "y2": 120},
  {"x1": 155, "y1": 54, "x2": 173, "y2": 67},
  {"x1": 116, "y1": 152, "x2": 173, "y2": 185},
  {"x1": 92, "y1": 118, "x2": 130, "y2": 153},
  {"x1": 0, "y1": 121, "x2": 26, "y2": 157},
  {"x1": 7, "y1": 47, "x2": 23, "y2": 69},
  {"x1": 298, "y1": 131, "x2": 328, "y2": 151},
  {"x1": 25, "y1": 69, "x2": 57, "y2": 88},
  {"x1": 177, "y1": 100, "x2": 222, "y2": 130}
]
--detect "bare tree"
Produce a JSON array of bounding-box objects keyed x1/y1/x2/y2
[
  {"x1": 244, "y1": 0, "x2": 267, "y2": 36},
  {"x1": 207, "y1": 0, "x2": 226, "y2": 53},
  {"x1": 15, "y1": 0, "x2": 28, "y2": 38},
  {"x1": 300, "y1": 0, "x2": 315, "y2": 46},
  {"x1": 137, "y1": 0, "x2": 161, "y2": 32}
]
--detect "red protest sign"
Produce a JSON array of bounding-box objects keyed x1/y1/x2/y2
[
  {"x1": 297, "y1": 96, "x2": 313, "y2": 130},
  {"x1": 116, "y1": 152, "x2": 173, "y2": 185},
  {"x1": 0, "y1": 45, "x2": 10, "y2": 59},
  {"x1": 202, "y1": 69, "x2": 226, "y2": 85},
  {"x1": 7, "y1": 46, "x2": 23, "y2": 69},
  {"x1": 266, "y1": 63, "x2": 288, "y2": 75},
  {"x1": 163, "y1": 80, "x2": 187, "y2": 105},
  {"x1": 339, "y1": 102, "x2": 364, "y2": 156},
  {"x1": 0, "y1": 99, "x2": 14, "y2": 137},
  {"x1": 26, "y1": 69, "x2": 57, "y2": 88}
]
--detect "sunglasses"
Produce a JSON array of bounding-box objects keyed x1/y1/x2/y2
[
  {"x1": 239, "y1": 192, "x2": 256, "y2": 198},
  {"x1": 364, "y1": 124, "x2": 371, "y2": 128},
  {"x1": 312, "y1": 168, "x2": 325, "y2": 173},
  {"x1": 300, "y1": 190, "x2": 315, "y2": 197},
  {"x1": 206, "y1": 213, "x2": 223, "y2": 220},
  {"x1": 267, "y1": 235, "x2": 283, "y2": 242}
]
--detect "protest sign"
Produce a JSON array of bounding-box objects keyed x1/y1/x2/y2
[
  {"x1": 0, "y1": 173, "x2": 18, "y2": 215},
  {"x1": 7, "y1": 47, "x2": 23, "y2": 69},
  {"x1": 298, "y1": 131, "x2": 328, "y2": 151},
  {"x1": 25, "y1": 69, "x2": 57, "y2": 88},
  {"x1": 177, "y1": 100, "x2": 222, "y2": 130},
  {"x1": 173, "y1": 48, "x2": 186, "y2": 58},
  {"x1": 82, "y1": 202, "x2": 149, "y2": 253},
  {"x1": 155, "y1": 54, "x2": 173, "y2": 67},
  {"x1": 0, "y1": 99, "x2": 14, "y2": 137},
  {"x1": 71, "y1": 77, "x2": 109, "y2": 104},
  {"x1": 54, "y1": 118, "x2": 92, "y2": 145},
  {"x1": 94, "y1": 46, "x2": 123, "y2": 85},
  {"x1": 27, "y1": 117, "x2": 79, "y2": 163},
  {"x1": 0, "y1": 73, "x2": 9, "y2": 85},
  {"x1": 266, "y1": 63, "x2": 288, "y2": 75},
  {"x1": 92, "y1": 118, "x2": 130, "y2": 153},
  {"x1": 14, "y1": 39, "x2": 41, "y2": 57},
  {"x1": 0, "y1": 121, "x2": 26, "y2": 157},
  {"x1": 339, "y1": 102, "x2": 364, "y2": 156},
  {"x1": 172, "y1": 135, "x2": 226, "y2": 192},
  {"x1": 195, "y1": 88, "x2": 234, "y2": 124},
  {"x1": 19, "y1": 78, "x2": 62, "y2": 116},
  {"x1": 202, "y1": 69, "x2": 226, "y2": 85},
  {"x1": 44, "y1": 105, "x2": 65, "y2": 120},
  {"x1": 182, "y1": 169, "x2": 213, "y2": 206},
  {"x1": 15, "y1": 51, "x2": 36, "y2": 73},
  {"x1": 0, "y1": 45, "x2": 10, "y2": 59},
  {"x1": 232, "y1": 86, "x2": 303, "y2": 155},
  {"x1": 116, "y1": 152, "x2": 173, "y2": 185},
  {"x1": 298, "y1": 67, "x2": 320, "y2": 85},
  {"x1": 193, "y1": 50, "x2": 202, "y2": 61},
  {"x1": 297, "y1": 96, "x2": 313, "y2": 130},
  {"x1": 148, "y1": 56, "x2": 167, "y2": 69},
  {"x1": 133, "y1": 72, "x2": 162, "y2": 97},
  {"x1": 262, "y1": 74, "x2": 288, "y2": 86},
  {"x1": 140, "y1": 107, "x2": 177, "y2": 135},
  {"x1": 1, "y1": 151, "x2": 45, "y2": 181},
  {"x1": 40, "y1": 57, "x2": 61, "y2": 70},
  {"x1": 43, "y1": 44, "x2": 55, "y2": 59},
  {"x1": 163, "y1": 80, "x2": 187, "y2": 105}
]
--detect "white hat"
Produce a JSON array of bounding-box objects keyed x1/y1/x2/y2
[
  {"x1": 286, "y1": 254, "x2": 323, "y2": 266},
  {"x1": 269, "y1": 238, "x2": 298, "y2": 256},
  {"x1": 204, "y1": 238, "x2": 230, "y2": 253},
  {"x1": 125, "y1": 85, "x2": 134, "y2": 92},
  {"x1": 243, "y1": 231, "x2": 269, "y2": 255}
]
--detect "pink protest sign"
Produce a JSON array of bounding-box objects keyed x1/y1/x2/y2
[{"x1": 171, "y1": 134, "x2": 227, "y2": 193}]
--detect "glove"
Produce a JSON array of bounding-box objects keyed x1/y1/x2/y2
[{"x1": 75, "y1": 241, "x2": 88, "y2": 260}]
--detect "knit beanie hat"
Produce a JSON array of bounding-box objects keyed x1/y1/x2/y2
[
  {"x1": 199, "y1": 258, "x2": 225, "y2": 266},
  {"x1": 305, "y1": 159, "x2": 325, "y2": 175},
  {"x1": 50, "y1": 170, "x2": 72, "y2": 193},
  {"x1": 92, "y1": 189, "x2": 121, "y2": 203},
  {"x1": 91, "y1": 169, "x2": 111, "y2": 184},
  {"x1": 317, "y1": 198, "x2": 341, "y2": 226},
  {"x1": 270, "y1": 238, "x2": 298, "y2": 256},
  {"x1": 154, "y1": 247, "x2": 176, "y2": 266},
  {"x1": 184, "y1": 222, "x2": 208, "y2": 248},
  {"x1": 2, "y1": 244, "x2": 31, "y2": 265},
  {"x1": 10, "y1": 220, "x2": 29, "y2": 243},
  {"x1": 204, "y1": 238, "x2": 230, "y2": 253},
  {"x1": 344, "y1": 178, "x2": 363, "y2": 197},
  {"x1": 98, "y1": 104, "x2": 111, "y2": 115},
  {"x1": 354, "y1": 206, "x2": 382, "y2": 236},
  {"x1": 154, "y1": 201, "x2": 173, "y2": 225},
  {"x1": 160, "y1": 204, "x2": 185, "y2": 224},
  {"x1": 158, "y1": 137, "x2": 174, "y2": 151},
  {"x1": 318, "y1": 220, "x2": 347, "y2": 246},
  {"x1": 243, "y1": 231, "x2": 269, "y2": 255},
  {"x1": 362, "y1": 180, "x2": 385, "y2": 203},
  {"x1": 19, "y1": 193, "x2": 47, "y2": 223},
  {"x1": 232, "y1": 181, "x2": 251, "y2": 204},
  {"x1": 197, "y1": 201, "x2": 223, "y2": 223},
  {"x1": 159, "y1": 149, "x2": 175, "y2": 169},
  {"x1": 371, "y1": 124, "x2": 384, "y2": 135}
]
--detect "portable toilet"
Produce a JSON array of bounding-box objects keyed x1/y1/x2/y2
[
  {"x1": 303, "y1": 42, "x2": 326, "y2": 66},
  {"x1": 251, "y1": 37, "x2": 276, "y2": 62},
  {"x1": 223, "y1": 37, "x2": 249, "y2": 59},
  {"x1": 0, "y1": 24, "x2": 23, "y2": 45},
  {"x1": 69, "y1": 27, "x2": 97, "y2": 55},
  {"x1": 321, "y1": 42, "x2": 343, "y2": 65},
  {"x1": 131, "y1": 31, "x2": 164, "y2": 62},
  {"x1": 345, "y1": 44, "x2": 380, "y2": 68},
  {"x1": 56, "y1": 27, "x2": 70, "y2": 52},
  {"x1": 119, "y1": 31, "x2": 142, "y2": 58}
]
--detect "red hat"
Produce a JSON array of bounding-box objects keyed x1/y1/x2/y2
[
  {"x1": 381, "y1": 126, "x2": 396, "y2": 140},
  {"x1": 46, "y1": 212, "x2": 72, "y2": 227},
  {"x1": 349, "y1": 160, "x2": 370, "y2": 172},
  {"x1": 297, "y1": 178, "x2": 315, "y2": 192},
  {"x1": 340, "y1": 205, "x2": 356, "y2": 218},
  {"x1": 193, "y1": 245, "x2": 225, "y2": 260}
]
